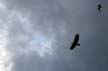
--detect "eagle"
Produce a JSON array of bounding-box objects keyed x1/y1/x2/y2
[
  {"x1": 97, "y1": 4, "x2": 103, "y2": 12},
  {"x1": 70, "y1": 33, "x2": 80, "y2": 50}
]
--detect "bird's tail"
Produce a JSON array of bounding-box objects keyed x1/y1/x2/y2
[{"x1": 77, "y1": 43, "x2": 80, "y2": 46}]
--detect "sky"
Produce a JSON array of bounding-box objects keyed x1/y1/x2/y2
[{"x1": 0, "y1": 0, "x2": 108, "y2": 71}]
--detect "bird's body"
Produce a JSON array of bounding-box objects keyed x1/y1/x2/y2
[{"x1": 70, "y1": 33, "x2": 80, "y2": 50}]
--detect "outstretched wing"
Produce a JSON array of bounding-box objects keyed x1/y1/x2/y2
[
  {"x1": 73, "y1": 34, "x2": 79, "y2": 44},
  {"x1": 70, "y1": 44, "x2": 76, "y2": 50}
]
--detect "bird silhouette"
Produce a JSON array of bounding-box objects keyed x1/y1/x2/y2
[
  {"x1": 97, "y1": 4, "x2": 103, "y2": 12},
  {"x1": 70, "y1": 33, "x2": 80, "y2": 50}
]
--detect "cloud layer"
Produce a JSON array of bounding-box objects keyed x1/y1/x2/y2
[{"x1": 0, "y1": 0, "x2": 108, "y2": 71}]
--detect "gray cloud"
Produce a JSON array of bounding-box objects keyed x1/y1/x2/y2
[{"x1": 0, "y1": 0, "x2": 108, "y2": 71}]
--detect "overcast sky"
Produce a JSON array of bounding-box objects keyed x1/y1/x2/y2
[{"x1": 0, "y1": 0, "x2": 108, "y2": 71}]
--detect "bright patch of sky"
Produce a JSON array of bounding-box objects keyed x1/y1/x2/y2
[
  {"x1": 0, "y1": 1, "x2": 56, "y2": 70},
  {"x1": 29, "y1": 32, "x2": 55, "y2": 56},
  {"x1": 0, "y1": 28, "x2": 13, "y2": 71}
]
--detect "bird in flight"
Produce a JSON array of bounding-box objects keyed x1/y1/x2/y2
[
  {"x1": 97, "y1": 4, "x2": 103, "y2": 12},
  {"x1": 70, "y1": 33, "x2": 80, "y2": 50}
]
